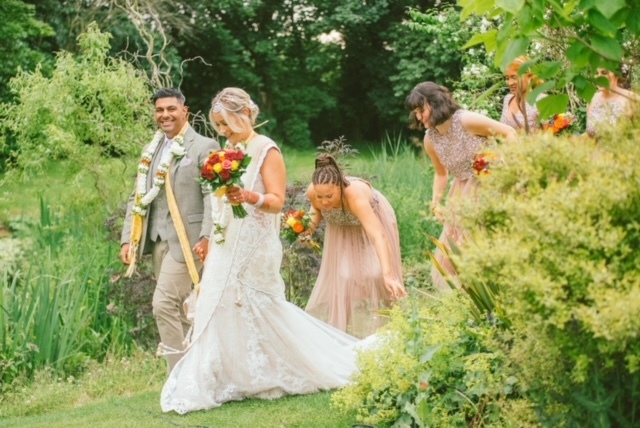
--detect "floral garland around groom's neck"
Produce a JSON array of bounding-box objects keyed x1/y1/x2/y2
[{"x1": 132, "y1": 125, "x2": 188, "y2": 217}]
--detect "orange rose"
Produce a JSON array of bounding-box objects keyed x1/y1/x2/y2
[{"x1": 292, "y1": 221, "x2": 304, "y2": 233}]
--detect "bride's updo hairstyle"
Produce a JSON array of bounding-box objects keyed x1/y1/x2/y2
[
  {"x1": 405, "y1": 81, "x2": 461, "y2": 130},
  {"x1": 209, "y1": 87, "x2": 260, "y2": 134}
]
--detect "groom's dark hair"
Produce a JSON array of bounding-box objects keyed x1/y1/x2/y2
[{"x1": 152, "y1": 88, "x2": 186, "y2": 105}]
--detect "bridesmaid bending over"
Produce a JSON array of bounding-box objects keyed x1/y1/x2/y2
[
  {"x1": 405, "y1": 81, "x2": 516, "y2": 292},
  {"x1": 305, "y1": 154, "x2": 407, "y2": 338}
]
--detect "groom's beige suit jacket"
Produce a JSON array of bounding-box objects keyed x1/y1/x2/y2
[{"x1": 121, "y1": 125, "x2": 219, "y2": 263}]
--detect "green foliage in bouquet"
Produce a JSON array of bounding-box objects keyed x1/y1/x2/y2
[
  {"x1": 455, "y1": 124, "x2": 640, "y2": 425},
  {"x1": 332, "y1": 293, "x2": 535, "y2": 427}
]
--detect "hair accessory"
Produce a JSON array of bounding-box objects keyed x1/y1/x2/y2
[
  {"x1": 212, "y1": 99, "x2": 249, "y2": 113},
  {"x1": 212, "y1": 102, "x2": 224, "y2": 113}
]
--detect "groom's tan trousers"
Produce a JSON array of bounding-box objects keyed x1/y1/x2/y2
[{"x1": 152, "y1": 240, "x2": 201, "y2": 373}]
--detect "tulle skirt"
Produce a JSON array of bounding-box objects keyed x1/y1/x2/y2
[{"x1": 305, "y1": 191, "x2": 403, "y2": 338}]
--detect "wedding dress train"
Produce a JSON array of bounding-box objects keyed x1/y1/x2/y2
[{"x1": 160, "y1": 136, "x2": 359, "y2": 414}]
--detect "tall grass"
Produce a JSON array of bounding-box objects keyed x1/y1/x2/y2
[
  {"x1": 360, "y1": 133, "x2": 441, "y2": 261},
  {"x1": 0, "y1": 197, "x2": 137, "y2": 390}
]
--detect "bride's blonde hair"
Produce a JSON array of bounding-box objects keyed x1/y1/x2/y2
[{"x1": 209, "y1": 87, "x2": 260, "y2": 134}]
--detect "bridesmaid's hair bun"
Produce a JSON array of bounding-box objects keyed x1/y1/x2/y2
[{"x1": 313, "y1": 154, "x2": 349, "y2": 188}]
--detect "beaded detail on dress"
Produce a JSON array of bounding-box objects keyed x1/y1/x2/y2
[
  {"x1": 500, "y1": 93, "x2": 543, "y2": 132},
  {"x1": 586, "y1": 97, "x2": 625, "y2": 137},
  {"x1": 427, "y1": 110, "x2": 487, "y2": 180},
  {"x1": 320, "y1": 181, "x2": 379, "y2": 226}
]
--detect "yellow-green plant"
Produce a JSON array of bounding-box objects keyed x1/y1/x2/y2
[
  {"x1": 456, "y1": 120, "x2": 640, "y2": 425},
  {"x1": 332, "y1": 293, "x2": 528, "y2": 427},
  {"x1": 0, "y1": 22, "x2": 151, "y2": 201}
]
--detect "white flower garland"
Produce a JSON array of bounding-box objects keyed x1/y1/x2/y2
[{"x1": 133, "y1": 130, "x2": 186, "y2": 216}]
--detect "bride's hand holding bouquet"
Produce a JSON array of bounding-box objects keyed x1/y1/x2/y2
[{"x1": 200, "y1": 146, "x2": 252, "y2": 218}]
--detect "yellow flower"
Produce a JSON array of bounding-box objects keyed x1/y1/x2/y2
[
  {"x1": 213, "y1": 163, "x2": 223, "y2": 173},
  {"x1": 286, "y1": 216, "x2": 297, "y2": 227},
  {"x1": 231, "y1": 160, "x2": 239, "y2": 171}
]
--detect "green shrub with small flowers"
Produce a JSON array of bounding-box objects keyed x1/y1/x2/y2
[
  {"x1": 454, "y1": 119, "x2": 640, "y2": 425},
  {"x1": 332, "y1": 293, "x2": 532, "y2": 427}
]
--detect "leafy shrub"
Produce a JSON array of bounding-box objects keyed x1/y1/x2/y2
[
  {"x1": 332, "y1": 293, "x2": 532, "y2": 427},
  {"x1": 280, "y1": 181, "x2": 324, "y2": 307},
  {"x1": 0, "y1": 22, "x2": 151, "y2": 195},
  {"x1": 456, "y1": 120, "x2": 640, "y2": 426}
]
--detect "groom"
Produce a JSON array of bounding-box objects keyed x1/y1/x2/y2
[{"x1": 120, "y1": 88, "x2": 219, "y2": 372}]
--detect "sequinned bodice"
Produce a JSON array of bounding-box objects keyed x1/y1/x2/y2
[
  {"x1": 427, "y1": 110, "x2": 487, "y2": 180},
  {"x1": 320, "y1": 182, "x2": 379, "y2": 226},
  {"x1": 500, "y1": 93, "x2": 543, "y2": 132},
  {"x1": 586, "y1": 96, "x2": 625, "y2": 137}
]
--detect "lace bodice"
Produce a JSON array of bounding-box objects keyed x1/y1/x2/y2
[
  {"x1": 500, "y1": 93, "x2": 543, "y2": 132},
  {"x1": 427, "y1": 110, "x2": 487, "y2": 180},
  {"x1": 586, "y1": 96, "x2": 625, "y2": 137}
]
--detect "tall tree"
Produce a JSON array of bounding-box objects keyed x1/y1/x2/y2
[
  {"x1": 313, "y1": 0, "x2": 446, "y2": 142},
  {"x1": 0, "y1": 0, "x2": 54, "y2": 104}
]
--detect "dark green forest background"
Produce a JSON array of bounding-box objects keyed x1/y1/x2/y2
[{"x1": 1, "y1": 0, "x2": 464, "y2": 153}]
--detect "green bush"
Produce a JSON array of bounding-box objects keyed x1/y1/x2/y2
[
  {"x1": 332, "y1": 293, "x2": 532, "y2": 427},
  {"x1": 456, "y1": 120, "x2": 640, "y2": 426},
  {"x1": 0, "y1": 22, "x2": 151, "y2": 194}
]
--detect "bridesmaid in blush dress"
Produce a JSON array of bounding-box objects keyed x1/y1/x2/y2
[
  {"x1": 586, "y1": 67, "x2": 637, "y2": 138},
  {"x1": 500, "y1": 56, "x2": 546, "y2": 134},
  {"x1": 305, "y1": 154, "x2": 407, "y2": 339},
  {"x1": 405, "y1": 82, "x2": 517, "y2": 292}
]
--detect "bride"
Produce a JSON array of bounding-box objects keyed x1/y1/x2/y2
[{"x1": 161, "y1": 88, "x2": 359, "y2": 414}]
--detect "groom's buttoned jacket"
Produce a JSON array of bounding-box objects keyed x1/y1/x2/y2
[{"x1": 121, "y1": 125, "x2": 219, "y2": 263}]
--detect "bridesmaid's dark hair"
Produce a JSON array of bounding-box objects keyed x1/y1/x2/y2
[
  {"x1": 405, "y1": 82, "x2": 461, "y2": 130},
  {"x1": 312, "y1": 154, "x2": 350, "y2": 210}
]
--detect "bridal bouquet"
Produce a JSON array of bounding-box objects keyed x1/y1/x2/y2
[
  {"x1": 200, "y1": 147, "x2": 252, "y2": 218},
  {"x1": 281, "y1": 209, "x2": 321, "y2": 252},
  {"x1": 542, "y1": 112, "x2": 575, "y2": 135}
]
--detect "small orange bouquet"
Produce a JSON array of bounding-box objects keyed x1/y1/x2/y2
[
  {"x1": 472, "y1": 151, "x2": 498, "y2": 176},
  {"x1": 543, "y1": 113, "x2": 575, "y2": 135},
  {"x1": 200, "y1": 147, "x2": 252, "y2": 218},
  {"x1": 281, "y1": 209, "x2": 321, "y2": 252}
]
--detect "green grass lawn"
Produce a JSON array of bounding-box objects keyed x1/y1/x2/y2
[
  {"x1": 0, "y1": 352, "x2": 357, "y2": 428},
  {"x1": 1, "y1": 391, "x2": 355, "y2": 428}
]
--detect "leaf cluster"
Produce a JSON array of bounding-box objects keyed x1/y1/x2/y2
[
  {"x1": 460, "y1": 0, "x2": 640, "y2": 118},
  {"x1": 332, "y1": 294, "x2": 530, "y2": 427}
]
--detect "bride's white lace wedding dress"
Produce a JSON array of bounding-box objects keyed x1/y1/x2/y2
[{"x1": 161, "y1": 135, "x2": 359, "y2": 414}]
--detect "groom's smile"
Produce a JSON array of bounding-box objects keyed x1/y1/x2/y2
[{"x1": 154, "y1": 96, "x2": 188, "y2": 139}]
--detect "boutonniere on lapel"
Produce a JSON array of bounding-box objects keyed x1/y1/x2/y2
[
  {"x1": 125, "y1": 123, "x2": 190, "y2": 278},
  {"x1": 170, "y1": 134, "x2": 187, "y2": 160}
]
